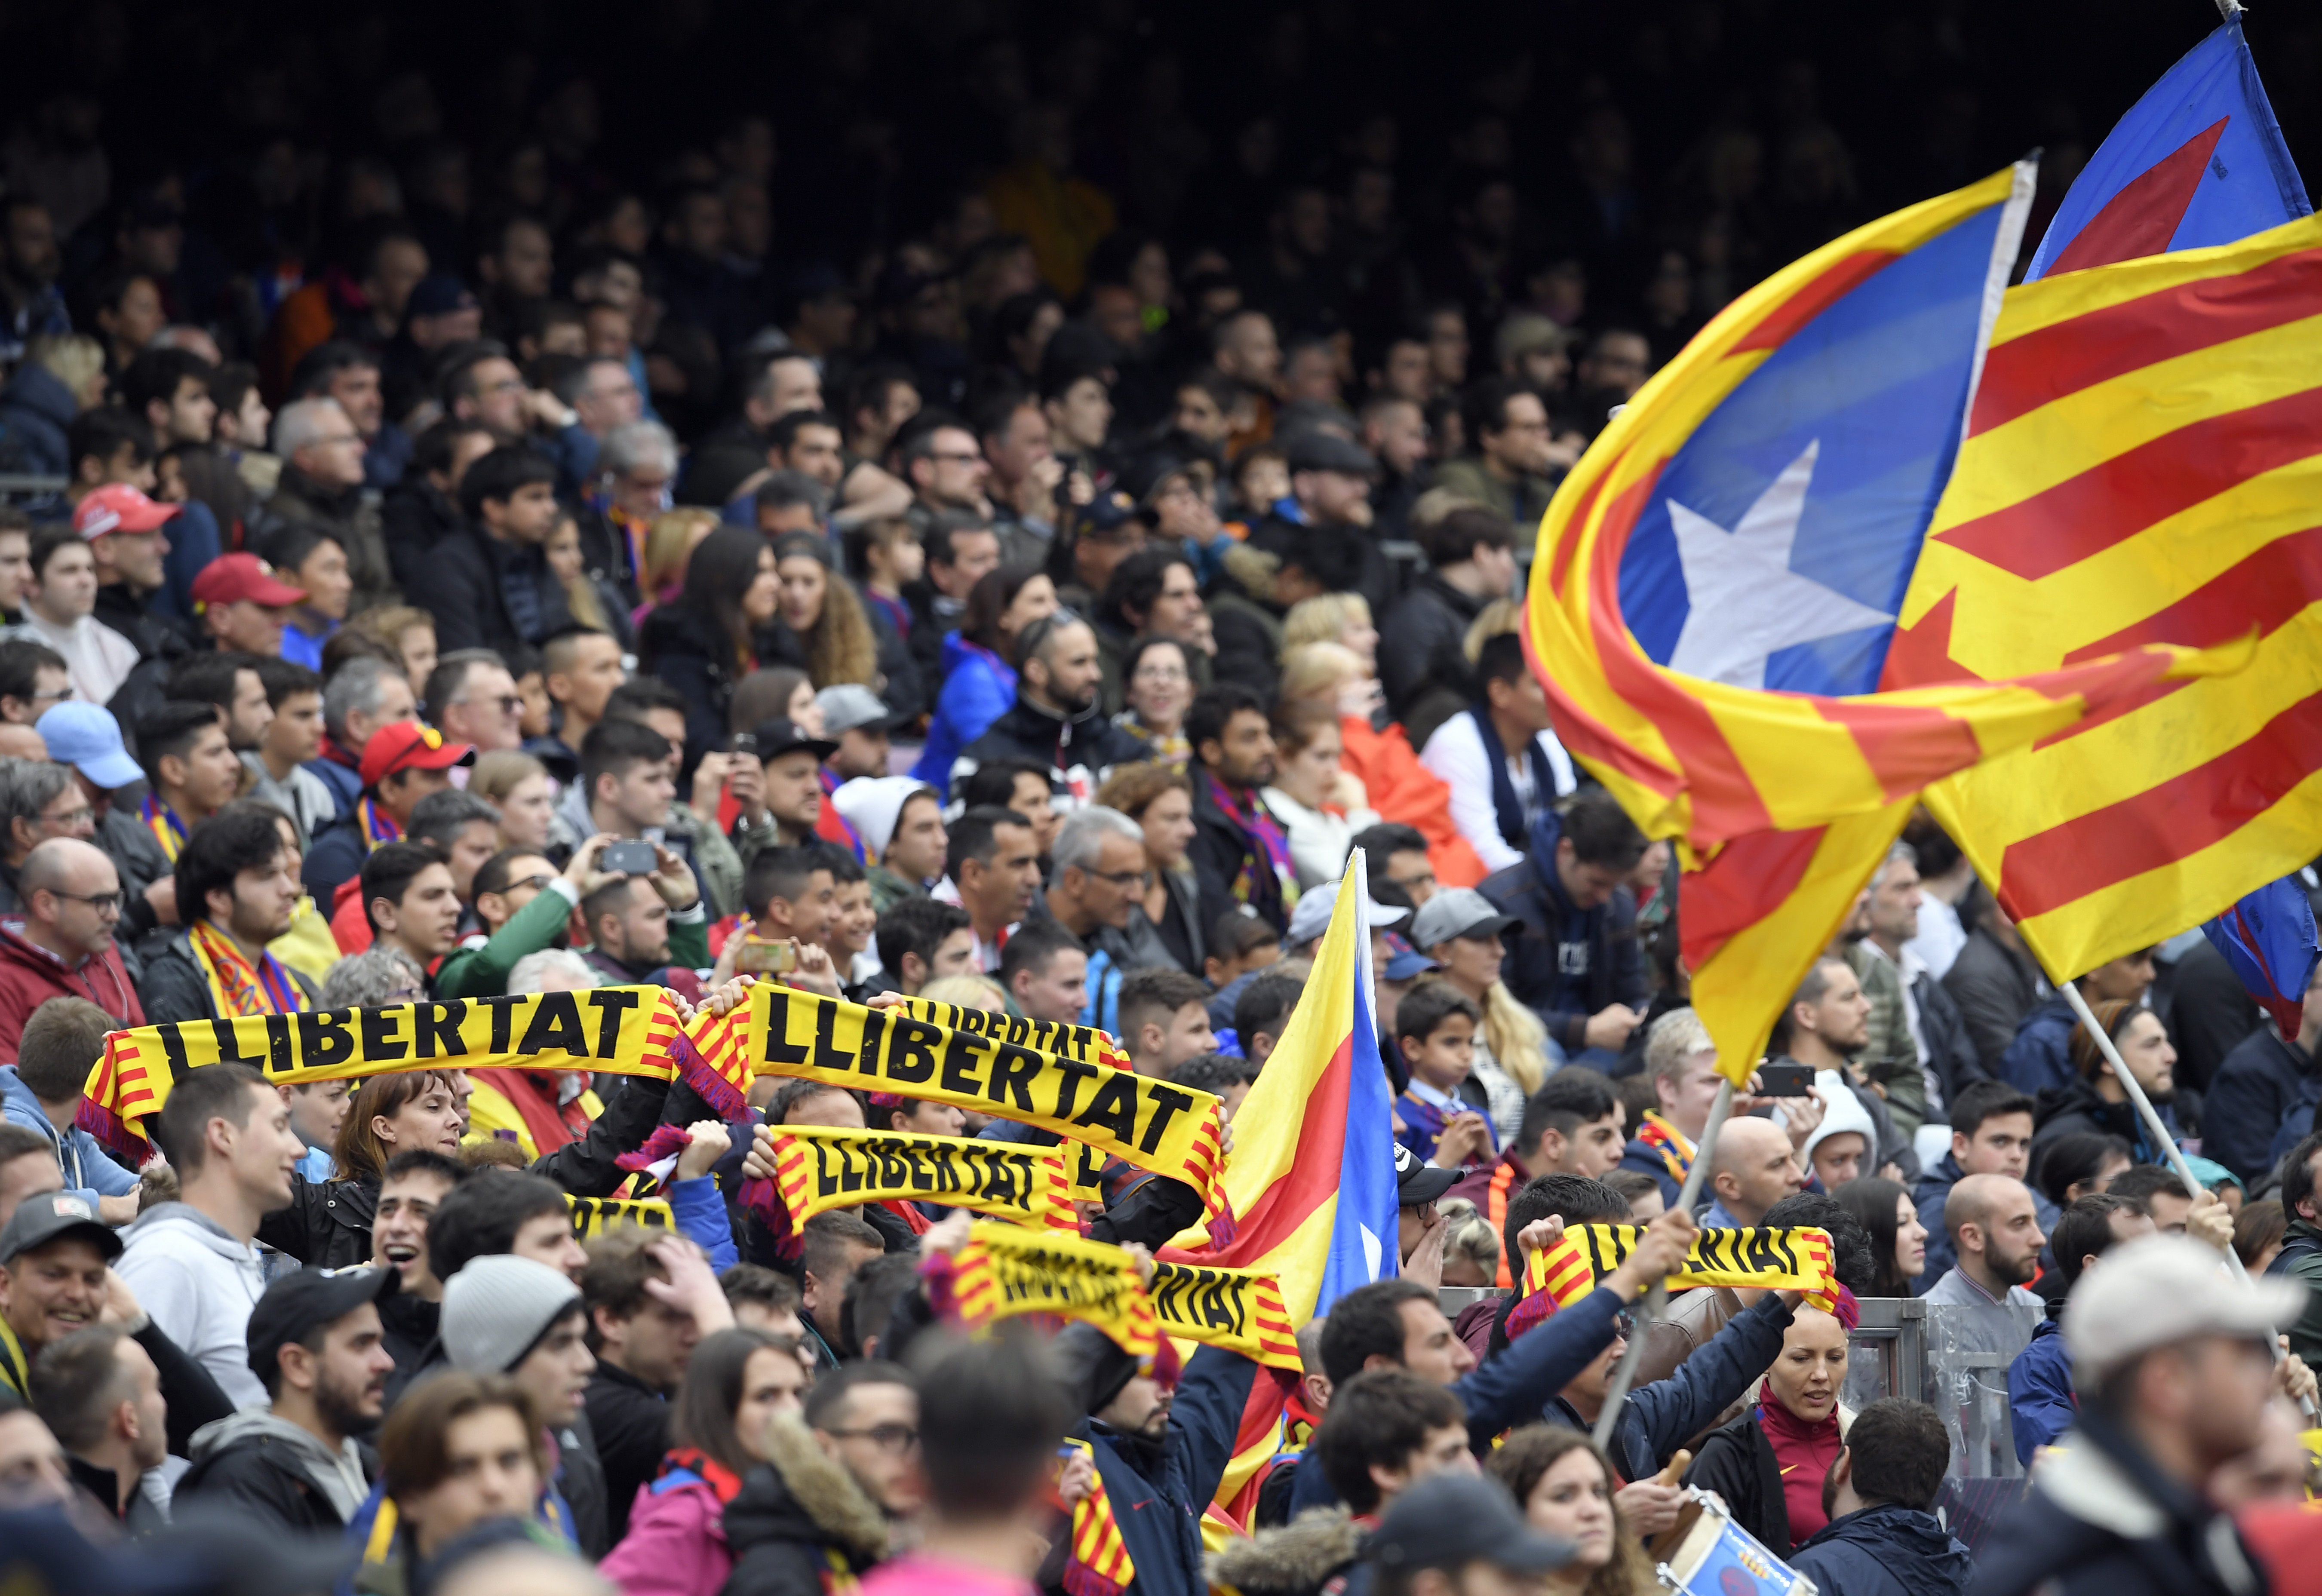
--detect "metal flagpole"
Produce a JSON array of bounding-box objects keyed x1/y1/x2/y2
[
  {"x1": 2059, "y1": 980, "x2": 2312, "y2": 1413},
  {"x1": 1593, "y1": 1078, "x2": 1735, "y2": 1449}
]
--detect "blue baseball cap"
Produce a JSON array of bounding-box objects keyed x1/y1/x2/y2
[{"x1": 36, "y1": 702, "x2": 141, "y2": 789}]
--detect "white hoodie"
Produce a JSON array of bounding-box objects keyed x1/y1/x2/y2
[{"x1": 117, "y1": 1202, "x2": 275, "y2": 1409}]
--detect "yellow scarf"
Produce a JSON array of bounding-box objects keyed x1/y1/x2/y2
[
  {"x1": 1526, "y1": 1224, "x2": 1840, "y2": 1308},
  {"x1": 1146, "y1": 1262, "x2": 1300, "y2": 1371},
  {"x1": 948, "y1": 1221, "x2": 1158, "y2": 1363},
  {"x1": 565, "y1": 1193, "x2": 677, "y2": 1237},
  {"x1": 770, "y1": 1125, "x2": 1075, "y2": 1231},
  {"x1": 1058, "y1": 1436, "x2": 1136, "y2": 1596},
  {"x1": 188, "y1": 919, "x2": 308, "y2": 1019}
]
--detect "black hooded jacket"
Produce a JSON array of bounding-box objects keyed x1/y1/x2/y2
[{"x1": 720, "y1": 1411, "x2": 894, "y2": 1596}]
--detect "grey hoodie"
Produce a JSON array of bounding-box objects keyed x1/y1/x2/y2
[
  {"x1": 116, "y1": 1202, "x2": 275, "y2": 1410},
  {"x1": 187, "y1": 1406, "x2": 369, "y2": 1524}
]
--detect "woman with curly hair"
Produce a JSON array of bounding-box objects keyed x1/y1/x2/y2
[
  {"x1": 1486, "y1": 1427, "x2": 1658, "y2": 1596},
  {"x1": 768, "y1": 531, "x2": 878, "y2": 687}
]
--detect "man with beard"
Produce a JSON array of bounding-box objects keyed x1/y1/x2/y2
[
  {"x1": 1185, "y1": 683, "x2": 1290, "y2": 937},
  {"x1": 1924, "y1": 1172, "x2": 2046, "y2": 1474},
  {"x1": 175, "y1": 1263, "x2": 399, "y2": 1535},
  {"x1": 956, "y1": 611, "x2": 1143, "y2": 805}
]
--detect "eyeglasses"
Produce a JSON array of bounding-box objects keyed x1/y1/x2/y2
[
  {"x1": 28, "y1": 685, "x2": 72, "y2": 707},
  {"x1": 929, "y1": 451, "x2": 983, "y2": 465},
  {"x1": 823, "y1": 1423, "x2": 918, "y2": 1454},
  {"x1": 1085, "y1": 867, "x2": 1151, "y2": 889},
  {"x1": 1133, "y1": 666, "x2": 1189, "y2": 685},
  {"x1": 505, "y1": 874, "x2": 557, "y2": 896},
  {"x1": 48, "y1": 888, "x2": 123, "y2": 913},
  {"x1": 1611, "y1": 1311, "x2": 1636, "y2": 1340},
  {"x1": 35, "y1": 806, "x2": 94, "y2": 829}
]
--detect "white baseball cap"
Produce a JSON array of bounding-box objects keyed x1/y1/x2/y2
[{"x1": 2064, "y1": 1233, "x2": 2303, "y2": 1387}]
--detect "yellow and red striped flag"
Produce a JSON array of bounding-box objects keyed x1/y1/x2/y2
[
  {"x1": 1886, "y1": 217, "x2": 2322, "y2": 976},
  {"x1": 1057, "y1": 1437, "x2": 1136, "y2": 1596}
]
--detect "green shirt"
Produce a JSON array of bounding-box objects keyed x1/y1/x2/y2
[{"x1": 433, "y1": 881, "x2": 577, "y2": 1000}]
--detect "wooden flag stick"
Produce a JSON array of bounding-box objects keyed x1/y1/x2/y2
[{"x1": 1593, "y1": 1078, "x2": 1735, "y2": 1450}]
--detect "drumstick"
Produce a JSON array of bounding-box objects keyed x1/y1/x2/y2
[{"x1": 1651, "y1": 1449, "x2": 1692, "y2": 1489}]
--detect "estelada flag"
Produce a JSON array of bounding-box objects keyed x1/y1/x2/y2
[
  {"x1": 1525, "y1": 161, "x2": 2240, "y2": 1077},
  {"x1": 1162, "y1": 852, "x2": 1399, "y2": 1529},
  {"x1": 1894, "y1": 216, "x2": 2322, "y2": 979}
]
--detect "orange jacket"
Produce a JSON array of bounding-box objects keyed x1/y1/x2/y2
[{"x1": 1338, "y1": 716, "x2": 1489, "y2": 889}]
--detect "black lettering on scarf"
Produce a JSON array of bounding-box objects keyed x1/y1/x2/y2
[
  {"x1": 518, "y1": 991, "x2": 587, "y2": 1056},
  {"x1": 415, "y1": 1001, "x2": 467, "y2": 1059},
  {"x1": 765, "y1": 991, "x2": 811, "y2": 1066},
  {"x1": 985, "y1": 1041, "x2": 1043, "y2": 1111},
  {"x1": 1138, "y1": 1084, "x2": 1195, "y2": 1155},
  {"x1": 296, "y1": 1010, "x2": 356, "y2": 1068},
  {"x1": 585, "y1": 990, "x2": 639, "y2": 1057},
  {"x1": 1073, "y1": 1074, "x2": 1140, "y2": 1143},
  {"x1": 885, "y1": 1017, "x2": 940, "y2": 1084},
  {"x1": 359, "y1": 1007, "x2": 408, "y2": 1061},
  {"x1": 211, "y1": 1017, "x2": 267, "y2": 1068},
  {"x1": 940, "y1": 1028, "x2": 988, "y2": 1096}
]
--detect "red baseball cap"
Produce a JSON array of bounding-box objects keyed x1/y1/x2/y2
[
  {"x1": 190, "y1": 552, "x2": 307, "y2": 610},
  {"x1": 72, "y1": 484, "x2": 176, "y2": 539},
  {"x1": 359, "y1": 721, "x2": 477, "y2": 789}
]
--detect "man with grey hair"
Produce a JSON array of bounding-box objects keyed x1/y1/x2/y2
[
  {"x1": 0, "y1": 758, "x2": 92, "y2": 912},
  {"x1": 424, "y1": 648, "x2": 522, "y2": 754},
  {"x1": 1838, "y1": 841, "x2": 1931, "y2": 1136},
  {"x1": 253, "y1": 397, "x2": 398, "y2": 614},
  {"x1": 310, "y1": 656, "x2": 418, "y2": 825},
  {"x1": 508, "y1": 947, "x2": 598, "y2": 993},
  {"x1": 315, "y1": 945, "x2": 426, "y2": 1010},
  {"x1": 559, "y1": 357, "x2": 643, "y2": 447},
  {"x1": 0, "y1": 838, "x2": 141, "y2": 1057},
  {"x1": 1029, "y1": 804, "x2": 1149, "y2": 1031}
]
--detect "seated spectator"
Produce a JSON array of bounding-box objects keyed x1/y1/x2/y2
[
  {"x1": 764, "y1": 532, "x2": 918, "y2": 725},
  {"x1": 2008, "y1": 1192, "x2": 2158, "y2": 1464},
  {"x1": 241, "y1": 657, "x2": 333, "y2": 845},
  {"x1": 1433, "y1": 377, "x2": 1560, "y2": 534},
  {"x1": 1263, "y1": 698, "x2": 1382, "y2": 892},
  {"x1": 1112, "y1": 635, "x2": 1194, "y2": 769},
  {"x1": 1092, "y1": 762, "x2": 1206, "y2": 976},
  {"x1": 715, "y1": 1355, "x2": 920, "y2": 1596},
  {"x1": 1788, "y1": 1399, "x2": 1973, "y2": 1596},
  {"x1": 351, "y1": 839, "x2": 462, "y2": 972},
  {"x1": 870, "y1": 896, "x2": 974, "y2": 997},
  {"x1": 942, "y1": 804, "x2": 1041, "y2": 974},
  {"x1": 255, "y1": 387, "x2": 397, "y2": 609},
  {"x1": 1233, "y1": 969, "x2": 1305, "y2": 1071},
  {"x1": 1382, "y1": 506, "x2": 1520, "y2": 741},
  {"x1": 1699, "y1": 1117, "x2": 1807, "y2": 1231},
  {"x1": 1186, "y1": 684, "x2": 1294, "y2": 938},
  {"x1": 637, "y1": 528, "x2": 780, "y2": 768},
  {"x1": 1419, "y1": 631, "x2": 1576, "y2": 875},
  {"x1": 1092, "y1": 546, "x2": 1215, "y2": 714},
  {"x1": 1410, "y1": 888, "x2": 1547, "y2": 1144},
  {"x1": 901, "y1": 511, "x2": 1002, "y2": 696},
  {"x1": 1915, "y1": 1081, "x2": 2041, "y2": 1292},
  {"x1": 468, "y1": 750, "x2": 558, "y2": 858},
  {"x1": 175, "y1": 1262, "x2": 397, "y2": 1534},
  {"x1": 998, "y1": 919, "x2": 1088, "y2": 1026},
  {"x1": 0, "y1": 839, "x2": 144, "y2": 1056},
  {"x1": 1923, "y1": 1173, "x2": 2046, "y2": 1311},
  {"x1": 350, "y1": 1369, "x2": 568, "y2": 1584},
  {"x1": 12, "y1": 524, "x2": 139, "y2": 709},
  {"x1": 131, "y1": 700, "x2": 240, "y2": 863},
  {"x1": 304, "y1": 719, "x2": 474, "y2": 907},
  {"x1": 910, "y1": 564, "x2": 1056, "y2": 789},
  {"x1": 28, "y1": 1324, "x2": 169, "y2": 1530},
  {"x1": 576, "y1": 846, "x2": 710, "y2": 989},
  {"x1": 2201, "y1": 960, "x2": 2322, "y2": 1185},
  {"x1": 424, "y1": 650, "x2": 524, "y2": 756},
  {"x1": 2028, "y1": 998, "x2": 2184, "y2": 1176},
  {"x1": 307, "y1": 655, "x2": 420, "y2": 828},
  {"x1": 1482, "y1": 791, "x2": 1649, "y2": 1062},
  {"x1": 1349, "y1": 821, "x2": 1441, "y2": 908},
  {"x1": 813, "y1": 686, "x2": 890, "y2": 855},
  {"x1": 437, "y1": 840, "x2": 598, "y2": 1000},
  {"x1": 957, "y1": 610, "x2": 1143, "y2": 807},
  {"x1": 833, "y1": 778, "x2": 946, "y2": 914},
  {"x1": 409, "y1": 443, "x2": 572, "y2": 658}
]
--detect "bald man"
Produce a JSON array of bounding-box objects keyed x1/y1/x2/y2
[
  {"x1": 0, "y1": 837, "x2": 144, "y2": 1056},
  {"x1": 1924, "y1": 1172, "x2": 2045, "y2": 1310},
  {"x1": 0, "y1": 724, "x2": 46, "y2": 760},
  {"x1": 1700, "y1": 1117, "x2": 1805, "y2": 1230}
]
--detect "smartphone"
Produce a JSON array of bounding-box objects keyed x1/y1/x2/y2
[
  {"x1": 602, "y1": 840, "x2": 658, "y2": 878},
  {"x1": 731, "y1": 733, "x2": 758, "y2": 758},
  {"x1": 1756, "y1": 1061, "x2": 1816, "y2": 1098},
  {"x1": 735, "y1": 937, "x2": 798, "y2": 976}
]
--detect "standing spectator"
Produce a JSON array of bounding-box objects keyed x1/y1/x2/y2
[
  {"x1": 1922, "y1": 1174, "x2": 2046, "y2": 1313},
  {"x1": 175, "y1": 1264, "x2": 397, "y2": 1535},
  {"x1": 1482, "y1": 792, "x2": 1649, "y2": 1062},
  {"x1": 1681, "y1": 1299, "x2": 1851, "y2": 1551},
  {"x1": 1411, "y1": 888, "x2": 1553, "y2": 1145},
  {"x1": 1915, "y1": 1081, "x2": 2042, "y2": 1292},
  {"x1": 638, "y1": 528, "x2": 780, "y2": 763},
  {"x1": 871, "y1": 896, "x2": 976, "y2": 996},
  {"x1": 2008, "y1": 1193, "x2": 2161, "y2": 1464},
  {"x1": 716, "y1": 1358, "x2": 917, "y2": 1596},
  {"x1": 1853, "y1": 842, "x2": 1985, "y2": 1126},
  {"x1": 531, "y1": 626, "x2": 627, "y2": 785},
  {"x1": 1977, "y1": 1236, "x2": 2294, "y2": 1596},
  {"x1": 581, "y1": 1231, "x2": 737, "y2": 1543},
  {"x1": 0, "y1": 190, "x2": 74, "y2": 355},
  {"x1": 1186, "y1": 683, "x2": 1293, "y2": 938},
  {"x1": 1944, "y1": 896, "x2": 2050, "y2": 1081},
  {"x1": 27, "y1": 1323, "x2": 169, "y2": 1530},
  {"x1": 350, "y1": 1373, "x2": 564, "y2": 1584},
  {"x1": 13, "y1": 523, "x2": 139, "y2": 708},
  {"x1": 2003, "y1": 948, "x2": 2156, "y2": 1099},
  {"x1": 943, "y1": 806, "x2": 1041, "y2": 974},
  {"x1": 1419, "y1": 632, "x2": 1575, "y2": 876},
  {"x1": 116, "y1": 1063, "x2": 308, "y2": 1409},
  {"x1": 1382, "y1": 506, "x2": 1519, "y2": 738},
  {"x1": 2028, "y1": 1000, "x2": 2185, "y2": 1178},
  {"x1": 139, "y1": 804, "x2": 321, "y2": 1023},
  {"x1": 0, "y1": 994, "x2": 140, "y2": 1221},
  {"x1": 1787, "y1": 1400, "x2": 1972, "y2": 1596},
  {"x1": 384, "y1": 420, "x2": 497, "y2": 592}
]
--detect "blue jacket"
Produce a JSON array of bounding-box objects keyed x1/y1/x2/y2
[
  {"x1": 911, "y1": 634, "x2": 1014, "y2": 792},
  {"x1": 2008, "y1": 1317, "x2": 2073, "y2": 1464},
  {"x1": 2000, "y1": 996, "x2": 2077, "y2": 1096},
  {"x1": 305, "y1": 747, "x2": 364, "y2": 826},
  {"x1": 1071, "y1": 1340, "x2": 1258, "y2": 1596},
  {"x1": 2202, "y1": 1025, "x2": 2318, "y2": 1184},
  {"x1": 1480, "y1": 808, "x2": 1648, "y2": 1055},
  {"x1": 1617, "y1": 1137, "x2": 1688, "y2": 1207},
  {"x1": 0, "y1": 1065, "x2": 138, "y2": 1209},
  {"x1": 1545, "y1": 1291, "x2": 1800, "y2": 1486},
  {"x1": 0, "y1": 361, "x2": 77, "y2": 479},
  {"x1": 1791, "y1": 1502, "x2": 1972, "y2": 1596},
  {"x1": 1287, "y1": 1283, "x2": 1672, "y2": 1515}
]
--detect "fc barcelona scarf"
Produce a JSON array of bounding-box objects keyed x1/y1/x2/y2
[
  {"x1": 1057, "y1": 1436, "x2": 1136, "y2": 1596},
  {"x1": 1634, "y1": 1112, "x2": 1695, "y2": 1185},
  {"x1": 141, "y1": 794, "x2": 190, "y2": 862},
  {"x1": 188, "y1": 921, "x2": 306, "y2": 1020}
]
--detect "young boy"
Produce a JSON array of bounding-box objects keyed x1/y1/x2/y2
[
  {"x1": 1204, "y1": 909, "x2": 1283, "y2": 991},
  {"x1": 818, "y1": 849, "x2": 881, "y2": 991},
  {"x1": 1393, "y1": 982, "x2": 1495, "y2": 1170},
  {"x1": 846, "y1": 516, "x2": 923, "y2": 640},
  {"x1": 1117, "y1": 968, "x2": 1217, "y2": 1081}
]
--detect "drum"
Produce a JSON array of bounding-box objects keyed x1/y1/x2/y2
[{"x1": 1652, "y1": 1488, "x2": 1817, "y2": 1596}]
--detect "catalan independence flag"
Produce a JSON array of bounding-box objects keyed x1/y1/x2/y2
[
  {"x1": 1891, "y1": 216, "x2": 2322, "y2": 979},
  {"x1": 1162, "y1": 853, "x2": 1398, "y2": 1530},
  {"x1": 1526, "y1": 162, "x2": 2239, "y2": 1077}
]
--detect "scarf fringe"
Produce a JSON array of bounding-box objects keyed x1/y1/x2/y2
[
  {"x1": 76, "y1": 1096, "x2": 145, "y2": 1161},
  {"x1": 667, "y1": 1028, "x2": 749, "y2": 1119},
  {"x1": 738, "y1": 1176, "x2": 802, "y2": 1259},
  {"x1": 615, "y1": 1123, "x2": 695, "y2": 1175}
]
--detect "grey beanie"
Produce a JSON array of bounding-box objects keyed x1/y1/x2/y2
[{"x1": 442, "y1": 1254, "x2": 584, "y2": 1374}]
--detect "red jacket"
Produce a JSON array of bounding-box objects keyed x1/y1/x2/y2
[{"x1": 0, "y1": 921, "x2": 145, "y2": 1062}]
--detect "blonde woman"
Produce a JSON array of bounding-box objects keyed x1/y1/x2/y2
[
  {"x1": 919, "y1": 973, "x2": 1009, "y2": 1013},
  {"x1": 636, "y1": 506, "x2": 722, "y2": 624},
  {"x1": 1436, "y1": 1197, "x2": 1503, "y2": 1289},
  {"x1": 1276, "y1": 641, "x2": 1488, "y2": 890},
  {"x1": 1410, "y1": 888, "x2": 1552, "y2": 1141},
  {"x1": 347, "y1": 605, "x2": 438, "y2": 691},
  {"x1": 1281, "y1": 592, "x2": 1381, "y2": 678},
  {"x1": 0, "y1": 332, "x2": 108, "y2": 477},
  {"x1": 469, "y1": 750, "x2": 558, "y2": 854}
]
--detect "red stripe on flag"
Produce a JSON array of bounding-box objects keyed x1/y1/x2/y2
[
  {"x1": 1169, "y1": 1035, "x2": 1355, "y2": 1268},
  {"x1": 1877, "y1": 590, "x2": 1981, "y2": 691},
  {"x1": 1816, "y1": 696, "x2": 1984, "y2": 801},
  {"x1": 2063, "y1": 524, "x2": 2322, "y2": 660},
  {"x1": 1998, "y1": 689, "x2": 2322, "y2": 918},
  {"x1": 1729, "y1": 251, "x2": 1899, "y2": 353},
  {"x1": 2041, "y1": 120, "x2": 2229, "y2": 280},
  {"x1": 1935, "y1": 384, "x2": 2322, "y2": 580},
  {"x1": 1547, "y1": 464, "x2": 1613, "y2": 599},
  {"x1": 1680, "y1": 826, "x2": 1825, "y2": 971},
  {"x1": 1975, "y1": 233, "x2": 2322, "y2": 435}
]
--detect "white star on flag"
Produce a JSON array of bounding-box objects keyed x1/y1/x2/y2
[{"x1": 1664, "y1": 439, "x2": 1895, "y2": 690}]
